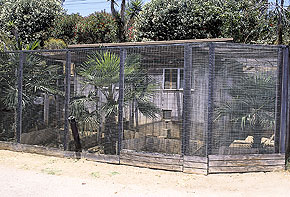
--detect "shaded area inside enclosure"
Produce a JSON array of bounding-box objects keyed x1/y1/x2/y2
[
  {"x1": 0, "y1": 52, "x2": 18, "y2": 141},
  {"x1": 211, "y1": 44, "x2": 279, "y2": 155},
  {"x1": 20, "y1": 51, "x2": 66, "y2": 148}
]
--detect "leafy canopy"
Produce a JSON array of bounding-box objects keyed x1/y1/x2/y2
[{"x1": 0, "y1": 0, "x2": 64, "y2": 44}]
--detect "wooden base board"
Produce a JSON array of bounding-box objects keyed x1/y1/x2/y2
[
  {"x1": 0, "y1": 141, "x2": 286, "y2": 174},
  {"x1": 120, "y1": 149, "x2": 183, "y2": 171},
  {"x1": 208, "y1": 154, "x2": 285, "y2": 173},
  {"x1": 0, "y1": 141, "x2": 119, "y2": 164}
]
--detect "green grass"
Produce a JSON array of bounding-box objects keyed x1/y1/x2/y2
[
  {"x1": 91, "y1": 172, "x2": 100, "y2": 178},
  {"x1": 41, "y1": 168, "x2": 62, "y2": 175},
  {"x1": 110, "y1": 171, "x2": 120, "y2": 176}
]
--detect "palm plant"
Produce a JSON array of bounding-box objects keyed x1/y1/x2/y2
[
  {"x1": 214, "y1": 72, "x2": 276, "y2": 149},
  {"x1": 70, "y1": 50, "x2": 160, "y2": 154},
  {"x1": 0, "y1": 41, "x2": 64, "y2": 140}
]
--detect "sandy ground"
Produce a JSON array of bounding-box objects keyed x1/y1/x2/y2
[{"x1": 0, "y1": 150, "x2": 290, "y2": 197}]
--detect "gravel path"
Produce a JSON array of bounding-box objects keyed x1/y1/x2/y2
[{"x1": 0, "y1": 150, "x2": 290, "y2": 196}]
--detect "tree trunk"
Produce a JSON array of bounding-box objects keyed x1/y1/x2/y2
[
  {"x1": 135, "y1": 98, "x2": 139, "y2": 131},
  {"x1": 104, "y1": 90, "x2": 117, "y2": 155},
  {"x1": 104, "y1": 112, "x2": 117, "y2": 155},
  {"x1": 110, "y1": 0, "x2": 126, "y2": 42},
  {"x1": 277, "y1": 0, "x2": 284, "y2": 44},
  {"x1": 130, "y1": 100, "x2": 135, "y2": 129}
]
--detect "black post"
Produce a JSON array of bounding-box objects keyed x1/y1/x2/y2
[
  {"x1": 68, "y1": 116, "x2": 82, "y2": 152},
  {"x1": 280, "y1": 46, "x2": 289, "y2": 153},
  {"x1": 64, "y1": 50, "x2": 71, "y2": 151},
  {"x1": 16, "y1": 52, "x2": 24, "y2": 143},
  {"x1": 182, "y1": 44, "x2": 192, "y2": 155},
  {"x1": 118, "y1": 48, "x2": 125, "y2": 156},
  {"x1": 275, "y1": 47, "x2": 283, "y2": 153},
  {"x1": 206, "y1": 43, "x2": 215, "y2": 156}
]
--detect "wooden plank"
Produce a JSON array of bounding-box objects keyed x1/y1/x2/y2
[
  {"x1": 120, "y1": 154, "x2": 182, "y2": 165},
  {"x1": 209, "y1": 159, "x2": 285, "y2": 167},
  {"x1": 0, "y1": 141, "x2": 67, "y2": 158},
  {"x1": 209, "y1": 165, "x2": 285, "y2": 173},
  {"x1": 183, "y1": 161, "x2": 208, "y2": 169},
  {"x1": 183, "y1": 167, "x2": 208, "y2": 175},
  {"x1": 83, "y1": 152, "x2": 119, "y2": 164},
  {"x1": 68, "y1": 38, "x2": 234, "y2": 48},
  {"x1": 209, "y1": 154, "x2": 285, "y2": 161},
  {"x1": 120, "y1": 158, "x2": 182, "y2": 171},
  {"x1": 184, "y1": 155, "x2": 207, "y2": 163},
  {"x1": 121, "y1": 149, "x2": 181, "y2": 160}
]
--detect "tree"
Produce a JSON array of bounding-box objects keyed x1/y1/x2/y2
[
  {"x1": 74, "y1": 12, "x2": 118, "y2": 44},
  {"x1": 50, "y1": 13, "x2": 82, "y2": 45},
  {"x1": 0, "y1": 0, "x2": 64, "y2": 45},
  {"x1": 109, "y1": 0, "x2": 144, "y2": 42},
  {"x1": 134, "y1": 0, "x2": 223, "y2": 41},
  {"x1": 70, "y1": 51, "x2": 160, "y2": 154},
  {"x1": 221, "y1": 0, "x2": 269, "y2": 43}
]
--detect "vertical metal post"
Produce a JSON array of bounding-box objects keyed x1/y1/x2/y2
[
  {"x1": 182, "y1": 44, "x2": 192, "y2": 155},
  {"x1": 64, "y1": 50, "x2": 71, "y2": 151},
  {"x1": 280, "y1": 47, "x2": 289, "y2": 153},
  {"x1": 16, "y1": 52, "x2": 24, "y2": 143},
  {"x1": 206, "y1": 43, "x2": 215, "y2": 156},
  {"x1": 118, "y1": 48, "x2": 125, "y2": 156},
  {"x1": 275, "y1": 47, "x2": 283, "y2": 153}
]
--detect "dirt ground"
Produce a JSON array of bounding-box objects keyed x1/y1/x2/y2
[{"x1": 0, "y1": 150, "x2": 290, "y2": 196}]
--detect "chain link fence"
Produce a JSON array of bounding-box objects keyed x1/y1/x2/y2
[{"x1": 0, "y1": 42, "x2": 287, "y2": 159}]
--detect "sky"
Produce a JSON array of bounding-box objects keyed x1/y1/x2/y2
[
  {"x1": 63, "y1": 0, "x2": 289, "y2": 17},
  {"x1": 63, "y1": 0, "x2": 151, "y2": 16}
]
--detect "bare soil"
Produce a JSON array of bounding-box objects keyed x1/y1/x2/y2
[{"x1": 0, "y1": 150, "x2": 290, "y2": 196}]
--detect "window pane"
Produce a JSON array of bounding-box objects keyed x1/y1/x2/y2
[
  {"x1": 179, "y1": 69, "x2": 184, "y2": 89},
  {"x1": 164, "y1": 69, "x2": 171, "y2": 89},
  {"x1": 171, "y1": 69, "x2": 177, "y2": 89}
]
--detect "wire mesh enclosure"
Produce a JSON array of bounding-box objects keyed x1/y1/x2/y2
[{"x1": 0, "y1": 41, "x2": 287, "y2": 174}]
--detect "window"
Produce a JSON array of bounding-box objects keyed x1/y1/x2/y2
[{"x1": 163, "y1": 68, "x2": 184, "y2": 89}]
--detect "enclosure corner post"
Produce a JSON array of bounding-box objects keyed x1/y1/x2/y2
[
  {"x1": 16, "y1": 51, "x2": 25, "y2": 143},
  {"x1": 64, "y1": 50, "x2": 71, "y2": 151},
  {"x1": 182, "y1": 44, "x2": 192, "y2": 156},
  {"x1": 206, "y1": 43, "x2": 215, "y2": 156},
  {"x1": 280, "y1": 46, "x2": 289, "y2": 153},
  {"x1": 118, "y1": 48, "x2": 126, "y2": 156},
  {"x1": 275, "y1": 47, "x2": 283, "y2": 153}
]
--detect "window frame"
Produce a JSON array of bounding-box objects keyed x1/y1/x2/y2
[{"x1": 162, "y1": 68, "x2": 193, "y2": 90}]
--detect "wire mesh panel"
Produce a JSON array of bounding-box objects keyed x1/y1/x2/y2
[
  {"x1": 184, "y1": 44, "x2": 210, "y2": 157},
  {"x1": 211, "y1": 43, "x2": 279, "y2": 155},
  {"x1": 69, "y1": 48, "x2": 121, "y2": 155},
  {"x1": 20, "y1": 51, "x2": 66, "y2": 148},
  {"x1": 0, "y1": 52, "x2": 19, "y2": 142},
  {"x1": 121, "y1": 45, "x2": 184, "y2": 155}
]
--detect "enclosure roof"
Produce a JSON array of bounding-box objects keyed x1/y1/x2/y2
[{"x1": 68, "y1": 38, "x2": 233, "y2": 48}]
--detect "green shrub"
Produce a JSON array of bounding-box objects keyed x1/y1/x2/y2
[
  {"x1": 73, "y1": 12, "x2": 118, "y2": 44},
  {"x1": 0, "y1": 0, "x2": 64, "y2": 44},
  {"x1": 43, "y1": 38, "x2": 67, "y2": 49},
  {"x1": 134, "y1": 0, "x2": 223, "y2": 41},
  {"x1": 50, "y1": 14, "x2": 82, "y2": 45}
]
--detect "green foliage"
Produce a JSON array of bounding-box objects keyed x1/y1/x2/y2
[
  {"x1": 73, "y1": 12, "x2": 118, "y2": 44},
  {"x1": 44, "y1": 38, "x2": 67, "y2": 49},
  {"x1": 215, "y1": 74, "x2": 276, "y2": 131},
  {"x1": 50, "y1": 14, "x2": 82, "y2": 45},
  {"x1": 221, "y1": 0, "x2": 269, "y2": 43},
  {"x1": 0, "y1": 0, "x2": 64, "y2": 44},
  {"x1": 134, "y1": 0, "x2": 223, "y2": 41}
]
